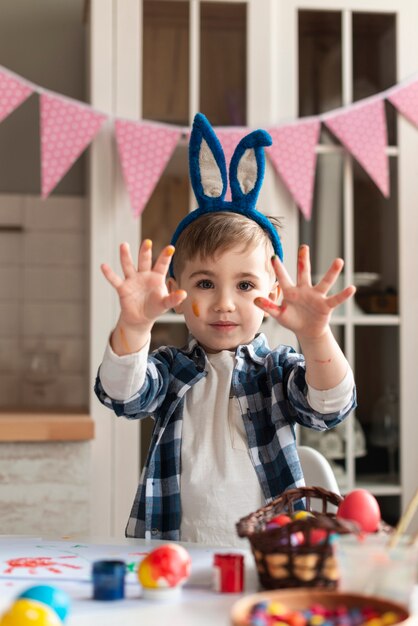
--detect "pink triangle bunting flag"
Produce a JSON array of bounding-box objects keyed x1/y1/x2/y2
[
  {"x1": 324, "y1": 99, "x2": 389, "y2": 197},
  {"x1": 0, "y1": 69, "x2": 34, "y2": 123},
  {"x1": 267, "y1": 120, "x2": 321, "y2": 220},
  {"x1": 215, "y1": 127, "x2": 249, "y2": 200},
  {"x1": 387, "y1": 80, "x2": 418, "y2": 129},
  {"x1": 40, "y1": 93, "x2": 107, "y2": 198},
  {"x1": 115, "y1": 120, "x2": 181, "y2": 217}
]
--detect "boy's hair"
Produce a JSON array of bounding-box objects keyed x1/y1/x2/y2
[{"x1": 172, "y1": 211, "x2": 282, "y2": 279}]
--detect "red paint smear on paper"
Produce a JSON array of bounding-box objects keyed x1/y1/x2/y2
[{"x1": 4, "y1": 556, "x2": 81, "y2": 575}]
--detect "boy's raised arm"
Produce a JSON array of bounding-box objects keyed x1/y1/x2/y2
[
  {"x1": 101, "y1": 239, "x2": 187, "y2": 356},
  {"x1": 254, "y1": 244, "x2": 355, "y2": 391}
]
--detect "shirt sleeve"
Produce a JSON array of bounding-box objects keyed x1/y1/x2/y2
[
  {"x1": 306, "y1": 366, "x2": 355, "y2": 414},
  {"x1": 99, "y1": 338, "x2": 151, "y2": 401}
]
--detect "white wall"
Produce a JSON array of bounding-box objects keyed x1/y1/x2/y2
[
  {"x1": 0, "y1": 195, "x2": 88, "y2": 410},
  {"x1": 0, "y1": 1, "x2": 91, "y2": 538}
]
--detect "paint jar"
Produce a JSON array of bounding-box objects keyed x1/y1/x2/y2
[
  {"x1": 92, "y1": 560, "x2": 126, "y2": 601},
  {"x1": 213, "y1": 553, "x2": 244, "y2": 593}
]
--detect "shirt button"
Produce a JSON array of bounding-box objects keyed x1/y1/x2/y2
[{"x1": 151, "y1": 528, "x2": 159, "y2": 536}]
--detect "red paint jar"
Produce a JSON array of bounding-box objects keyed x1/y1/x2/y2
[{"x1": 213, "y1": 553, "x2": 244, "y2": 593}]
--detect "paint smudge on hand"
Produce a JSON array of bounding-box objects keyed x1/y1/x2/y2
[
  {"x1": 119, "y1": 326, "x2": 132, "y2": 353},
  {"x1": 298, "y1": 245, "x2": 307, "y2": 273}
]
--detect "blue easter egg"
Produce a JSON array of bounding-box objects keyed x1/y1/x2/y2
[{"x1": 18, "y1": 585, "x2": 70, "y2": 622}]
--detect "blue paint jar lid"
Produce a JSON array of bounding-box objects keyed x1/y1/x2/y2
[{"x1": 92, "y1": 560, "x2": 126, "y2": 601}]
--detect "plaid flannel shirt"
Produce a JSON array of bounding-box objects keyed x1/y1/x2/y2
[{"x1": 94, "y1": 333, "x2": 356, "y2": 540}]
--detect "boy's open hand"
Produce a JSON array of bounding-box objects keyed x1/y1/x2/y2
[
  {"x1": 101, "y1": 240, "x2": 187, "y2": 330},
  {"x1": 254, "y1": 244, "x2": 356, "y2": 341}
]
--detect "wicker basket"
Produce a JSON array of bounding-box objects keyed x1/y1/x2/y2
[{"x1": 236, "y1": 486, "x2": 359, "y2": 590}]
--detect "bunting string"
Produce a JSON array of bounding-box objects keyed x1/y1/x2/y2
[{"x1": 2, "y1": 63, "x2": 418, "y2": 219}]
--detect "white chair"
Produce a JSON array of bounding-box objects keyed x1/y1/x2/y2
[{"x1": 298, "y1": 445, "x2": 341, "y2": 511}]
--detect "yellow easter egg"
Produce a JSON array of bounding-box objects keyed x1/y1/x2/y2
[
  {"x1": 381, "y1": 612, "x2": 401, "y2": 626},
  {"x1": 138, "y1": 556, "x2": 159, "y2": 589},
  {"x1": 267, "y1": 601, "x2": 287, "y2": 616},
  {"x1": 292, "y1": 511, "x2": 314, "y2": 521},
  {"x1": 0, "y1": 599, "x2": 62, "y2": 626}
]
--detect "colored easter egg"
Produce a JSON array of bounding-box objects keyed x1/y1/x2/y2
[
  {"x1": 292, "y1": 511, "x2": 314, "y2": 521},
  {"x1": 266, "y1": 521, "x2": 280, "y2": 530},
  {"x1": 137, "y1": 543, "x2": 191, "y2": 591},
  {"x1": 270, "y1": 514, "x2": 292, "y2": 526},
  {"x1": 310, "y1": 528, "x2": 328, "y2": 545},
  {"x1": 18, "y1": 585, "x2": 70, "y2": 622},
  {"x1": 266, "y1": 601, "x2": 287, "y2": 616},
  {"x1": 0, "y1": 599, "x2": 62, "y2": 626},
  {"x1": 336, "y1": 489, "x2": 381, "y2": 532},
  {"x1": 290, "y1": 531, "x2": 305, "y2": 546}
]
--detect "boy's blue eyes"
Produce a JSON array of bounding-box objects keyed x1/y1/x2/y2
[
  {"x1": 238, "y1": 282, "x2": 254, "y2": 291},
  {"x1": 196, "y1": 279, "x2": 213, "y2": 289},
  {"x1": 195, "y1": 280, "x2": 255, "y2": 291}
]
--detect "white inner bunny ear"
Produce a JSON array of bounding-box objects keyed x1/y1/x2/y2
[
  {"x1": 237, "y1": 148, "x2": 257, "y2": 194},
  {"x1": 199, "y1": 139, "x2": 223, "y2": 197}
]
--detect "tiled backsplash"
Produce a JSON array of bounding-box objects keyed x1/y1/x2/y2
[
  {"x1": 0, "y1": 441, "x2": 90, "y2": 536},
  {"x1": 0, "y1": 194, "x2": 88, "y2": 410}
]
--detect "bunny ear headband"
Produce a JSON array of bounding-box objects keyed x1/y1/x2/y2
[{"x1": 169, "y1": 113, "x2": 283, "y2": 275}]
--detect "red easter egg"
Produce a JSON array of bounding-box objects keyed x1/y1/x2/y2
[
  {"x1": 310, "y1": 528, "x2": 328, "y2": 545},
  {"x1": 138, "y1": 544, "x2": 191, "y2": 589},
  {"x1": 336, "y1": 489, "x2": 381, "y2": 532},
  {"x1": 270, "y1": 514, "x2": 292, "y2": 526}
]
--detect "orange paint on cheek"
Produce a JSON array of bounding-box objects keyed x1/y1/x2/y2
[{"x1": 192, "y1": 301, "x2": 200, "y2": 317}]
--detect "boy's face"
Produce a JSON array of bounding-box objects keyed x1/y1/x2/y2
[{"x1": 168, "y1": 244, "x2": 279, "y2": 353}]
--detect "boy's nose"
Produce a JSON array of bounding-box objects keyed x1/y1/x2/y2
[{"x1": 213, "y1": 290, "x2": 236, "y2": 312}]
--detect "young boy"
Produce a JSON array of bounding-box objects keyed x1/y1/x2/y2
[{"x1": 95, "y1": 114, "x2": 356, "y2": 545}]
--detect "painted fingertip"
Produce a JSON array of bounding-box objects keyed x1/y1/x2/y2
[
  {"x1": 254, "y1": 297, "x2": 277, "y2": 310},
  {"x1": 165, "y1": 245, "x2": 175, "y2": 257},
  {"x1": 143, "y1": 239, "x2": 152, "y2": 250}
]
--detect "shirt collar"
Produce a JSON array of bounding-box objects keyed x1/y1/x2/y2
[{"x1": 181, "y1": 333, "x2": 270, "y2": 365}]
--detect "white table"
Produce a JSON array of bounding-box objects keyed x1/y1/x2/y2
[
  {"x1": 0, "y1": 536, "x2": 256, "y2": 626},
  {"x1": 67, "y1": 537, "x2": 255, "y2": 626},
  {"x1": 0, "y1": 536, "x2": 416, "y2": 626}
]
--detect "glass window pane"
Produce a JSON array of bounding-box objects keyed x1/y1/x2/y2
[
  {"x1": 355, "y1": 326, "x2": 400, "y2": 485},
  {"x1": 142, "y1": 1, "x2": 189, "y2": 124},
  {"x1": 353, "y1": 157, "x2": 398, "y2": 315},
  {"x1": 141, "y1": 144, "x2": 189, "y2": 255},
  {"x1": 353, "y1": 12, "x2": 397, "y2": 144},
  {"x1": 299, "y1": 152, "x2": 344, "y2": 281},
  {"x1": 298, "y1": 10, "x2": 341, "y2": 144},
  {"x1": 200, "y1": 2, "x2": 247, "y2": 125}
]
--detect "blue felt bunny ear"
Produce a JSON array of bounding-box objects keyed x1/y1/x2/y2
[
  {"x1": 189, "y1": 112, "x2": 227, "y2": 206},
  {"x1": 170, "y1": 113, "x2": 283, "y2": 275},
  {"x1": 229, "y1": 129, "x2": 272, "y2": 209}
]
